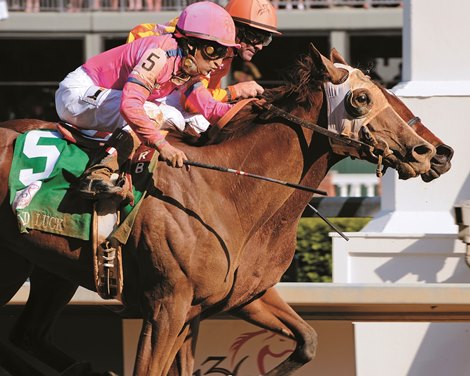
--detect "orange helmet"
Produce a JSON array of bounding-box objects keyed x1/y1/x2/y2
[{"x1": 225, "y1": 0, "x2": 281, "y2": 35}]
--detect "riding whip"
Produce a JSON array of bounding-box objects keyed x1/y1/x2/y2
[
  {"x1": 307, "y1": 203, "x2": 349, "y2": 241},
  {"x1": 183, "y1": 160, "x2": 327, "y2": 196}
]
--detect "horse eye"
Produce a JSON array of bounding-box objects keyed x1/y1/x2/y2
[{"x1": 356, "y1": 94, "x2": 369, "y2": 104}]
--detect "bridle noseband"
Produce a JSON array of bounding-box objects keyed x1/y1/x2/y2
[{"x1": 407, "y1": 116, "x2": 421, "y2": 127}]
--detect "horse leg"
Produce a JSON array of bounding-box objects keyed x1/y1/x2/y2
[
  {"x1": 167, "y1": 317, "x2": 200, "y2": 376},
  {"x1": 0, "y1": 247, "x2": 33, "y2": 307},
  {"x1": 9, "y1": 267, "x2": 81, "y2": 373},
  {"x1": 231, "y1": 287, "x2": 317, "y2": 376},
  {"x1": 134, "y1": 287, "x2": 193, "y2": 376}
]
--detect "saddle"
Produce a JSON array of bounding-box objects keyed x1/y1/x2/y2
[{"x1": 47, "y1": 123, "x2": 159, "y2": 301}]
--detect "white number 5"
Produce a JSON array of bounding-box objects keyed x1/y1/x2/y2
[{"x1": 19, "y1": 130, "x2": 61, "y2": 186}]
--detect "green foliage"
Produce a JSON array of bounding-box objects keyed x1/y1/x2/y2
[{"x1": 282, "y1": 217, "x2": 370, "y2": 282}]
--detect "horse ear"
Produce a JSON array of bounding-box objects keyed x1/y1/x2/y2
[
  {"x1": 330, "y1": 48, "x2": 348, "y2": 65},
  {"x1": 309, "y1": 43, "x2": 348, "y2": 84},
  {"x1": 309, "y1": 42, "x2": 324, "y2": 69}
]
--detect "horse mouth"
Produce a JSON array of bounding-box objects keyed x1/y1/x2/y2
[
  {"x1": 364, "y1": 135, "x2": 435, "y2": 180},
  {"x1": 421, "y1": 168, "x2": 440, "y2": 182},
  {"x1": 396, "y1": 163, "x2": 420, "y2": 180},
  {"x1": 421, "y1": 161, "x2": 452, "y2": 182},
  {"x1": 383, "y1": 152, "x2": 430, "y2": 180}
]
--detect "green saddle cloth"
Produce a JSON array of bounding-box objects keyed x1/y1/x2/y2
[{"x1": 8, "y1": 129, "x2": 154, "y2": 241}]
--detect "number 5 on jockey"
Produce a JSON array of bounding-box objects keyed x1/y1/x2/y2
[{"x1": 54, "y1": 2, "x2": 240, "y2": 201}]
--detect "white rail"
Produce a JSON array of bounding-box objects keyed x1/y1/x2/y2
[
  {"x1": 330, "y1": 173, "x2": 379, "y2": 197},
  {"x1": 8, "y1": 282, "x2": 470, "y2": 321}
]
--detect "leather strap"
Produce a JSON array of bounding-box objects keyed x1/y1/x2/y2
[
  {"x1": 56, "y1": 122, "x2": 104, "y2": 150},
  {"x1": 216, "y1": 98, "x2": 259, "y2": 129}
]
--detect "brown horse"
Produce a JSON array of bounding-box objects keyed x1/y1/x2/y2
[{"x1": 0, "y1": 45, "x2": 451, "y2": 376}]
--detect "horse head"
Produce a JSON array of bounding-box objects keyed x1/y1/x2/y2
[
  {"x1": 329, "y1": 47, "x2": 453, "y2": 182},
  {"x1": 412, "y1": 119, "x2": 453, "y2": 182},
  {"x1": 309, "y1": 44, "x2": 437, "y2": 180},
  {"x1": 378, "y1": 89, "x2": 453, "y2": 182}
]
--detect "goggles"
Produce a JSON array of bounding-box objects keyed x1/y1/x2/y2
[
  {"x1": 238, "y1": 27, "x2": 273, "y2": 47},
  {"x1": 197, "y1": 41, "x2": 229, "y2": 61}
]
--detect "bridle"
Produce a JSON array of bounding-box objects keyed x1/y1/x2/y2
[
  {"x1": 256, "y1": 104, "x2": 422, "y2": 178},
  {"x1": 257, "y1": 101, "x2": 390, "y2": 177},
  {"x1": 407, "y1": 116, "x2": 421, "y2": 127},
  {"x1": 256, "y1": 109, "x2": 422, "y2": 180},
  {"x1": 257, "y1": 101, "x2": 372, "y2": 151},
  {"x1": 256, "y1": 66, "x2": 421, "y2": 178}
]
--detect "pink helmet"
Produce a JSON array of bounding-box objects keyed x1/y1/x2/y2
[{"x1": 176, "y1": 1, "x2": 240, "y2": 48}]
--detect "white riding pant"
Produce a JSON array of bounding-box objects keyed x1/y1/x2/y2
[
  {"x1": 55, "y1": 66, "x2": 186, "y2": 133},
  {"x1": 160, "y1": 89, "x2": 211, "y2": 134}
]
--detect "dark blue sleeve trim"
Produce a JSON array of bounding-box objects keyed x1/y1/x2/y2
[{"x1": 126, "y1": 77, "x2": 151, "y2": 91}]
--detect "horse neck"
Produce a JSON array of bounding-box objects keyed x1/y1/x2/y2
[
  {"x1": 190, "y1": 104, "x2": 331, "y2": 235},
  {"x1": 238, "y1": 94, "x2": 336, "y2": 222},
  {"x1": 270, "y1": 133, "x2": 335, "y2": 224}
]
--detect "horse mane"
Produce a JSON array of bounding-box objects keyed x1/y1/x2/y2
[
  {"x1": 264, "y1": 52, "x2": 328, "y2": 109},
  {"x1": 169, "y1": 52, "x2": 329, "y2": 147}
]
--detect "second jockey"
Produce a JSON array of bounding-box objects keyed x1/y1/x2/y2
[{"x1": 54, "y1": 2, "x2": 240, "y2": 200}]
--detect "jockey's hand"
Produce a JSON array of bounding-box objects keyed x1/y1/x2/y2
[
  {"x1": 156, "y1": 142, "x2": 188, "y2": 168},
  {"x1": 232, "y1": 81, "x2": 264, "y2": 99}
]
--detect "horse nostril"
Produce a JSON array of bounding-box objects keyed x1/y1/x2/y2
[
  {"x1": 431, "y1": 144, "x2": 454, "y2": 168},
  {"x1": 436, "y1": 144, "x2": 454, "y2": 161},
  {"x1": 411, "y1": 143, "x2": 435, "y2": 161}
]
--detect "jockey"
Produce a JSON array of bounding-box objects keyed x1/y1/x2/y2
[
  {"x1": 54, "y1": 2, "x2": 240, "y2": 200},
  {"x1": 126, "y1": 0, "x2": 281, "y2": 133}
]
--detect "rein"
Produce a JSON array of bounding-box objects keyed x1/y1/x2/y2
[
  {"x1": 256, "y1": 101, "x2": 388, "y2": 175},
  {"x1": 257, "y1": 101, "x2": 372, "y2": 150},
  {"x1": 256, "y1": 102, "x2": 421, "y2": 178}
]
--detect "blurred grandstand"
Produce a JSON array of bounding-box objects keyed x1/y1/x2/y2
[{"x1": 5, "y1": 0, "x2": 401, "y2": 12}]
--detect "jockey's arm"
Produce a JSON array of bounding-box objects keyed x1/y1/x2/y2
[
  {"x1": 183, "y1": 81, "x2": 233, "y2": 124},
  {"x1": 121, "y1": 47, "x2": 187, "y2": 168},
  {"x1": 206, "y1": 56, "x2": 264, "y2": 102},
  {"x1": 120, "y1": 47, "x2": 169, "y2": 150},
  {"x1": 183, "y1": 77, "x2": 262, "y2": 124},
  {"x1": 206, "y1": 80, "x2": 264, "y2": 102}
]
